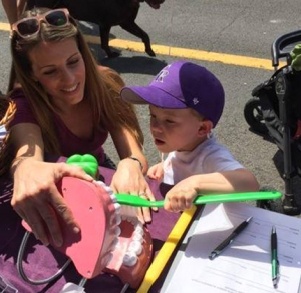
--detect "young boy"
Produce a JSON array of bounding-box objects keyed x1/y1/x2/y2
[{"x1": 120, "y1": 60, "x2": 259, "y2": 212}]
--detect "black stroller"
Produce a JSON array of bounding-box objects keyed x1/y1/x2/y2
[{"x1": 244, "y1": 29, "x2": 301, "y2": 216}]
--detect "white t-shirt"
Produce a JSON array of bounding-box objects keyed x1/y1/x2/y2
[{"x1": 163, "y1": 134, "x2": 244, "y2": 185}]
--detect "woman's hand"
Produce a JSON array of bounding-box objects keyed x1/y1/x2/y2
[
  {"x1": 11, "y1": 158, "x2": 93, "y2": 247},
  {"x1": 110, "y1": 158, "x2": 156, "y2": 224}
]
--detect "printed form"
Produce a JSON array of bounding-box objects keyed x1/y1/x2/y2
[{"x1": 162, "y1": 202, "x2": 301, "y2": 293}]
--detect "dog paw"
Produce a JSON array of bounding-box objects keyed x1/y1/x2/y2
[
  {"x1": 146, "y1": 49, "x2": 156, "y2": 57},
  {"x1": 107, "y1": 51, "x2": 121, "y2": 58}
]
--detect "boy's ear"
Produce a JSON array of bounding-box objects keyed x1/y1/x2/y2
[{"x1": 198, "y1": 120, "x2": 213, "y2": 136}]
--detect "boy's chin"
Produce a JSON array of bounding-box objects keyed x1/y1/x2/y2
[{"x1": 156, "y1": 145, "x2": 173, "y2": 153}]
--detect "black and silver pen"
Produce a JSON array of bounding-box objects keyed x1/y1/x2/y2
[
  {"x1": 271, "y1": 226, "x2": 279, "y2": 288},
  {"x1": 209, "y1": 216, "x2": 253, "y2": 260}
]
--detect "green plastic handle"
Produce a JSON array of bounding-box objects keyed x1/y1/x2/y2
[{"x1": 115, "y1": 191, "x2": 282, "y2": 208}]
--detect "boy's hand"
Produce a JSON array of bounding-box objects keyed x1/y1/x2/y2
[
  {"x1": 164, "y1": 178, "x2": 198, "y2": 212},
  {"x1": 147, "y1": 162, "x2": 164, "y2": 180}
]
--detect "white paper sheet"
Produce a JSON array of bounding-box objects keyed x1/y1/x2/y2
[{"x1": 163, "y1": 203, "x2": 301, "y2": 293}]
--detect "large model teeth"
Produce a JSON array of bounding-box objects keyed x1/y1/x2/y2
[
  {"x1": 133, "y1": 222, "x2": 144, "y2": 235},
  {"x1": 103, "y1": 252, "x2": 113, "y2": 267},
  {"x1": 94, "y1": 180, "x2": 150, "y2": 271},
  {"x1": 113, "y1": 203, "x2": 121, "y2": 212},
  {"x1": 120, "y1": 205, "x2": 137, "y2": 218},
  {"x1": 128, "y1": 217, "x2": 139, "y2": 226},
  {"x1": 120, "y1": 220, "x2": 145, "y2": 267},
  {"x1": 123, "y1": 251, "x2": 138, "y2": 267},
  {"x1": 114, "y1": 226, "x2": 121, "y2": 236},
  {"x1": 128, "y1": 240, "x2": 143, "y2": 256},
  {"x1": 132, "y1": 233, "x2": 143, "y2": 243},
  {"x1": 94, "y1": 181, "x2": 117, "y2": 203},
  {"x1": 108, "y1": 193, "x2": 117, "y2": 203}
]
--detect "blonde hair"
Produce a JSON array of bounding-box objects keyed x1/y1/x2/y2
[
  {"x1": 6, "y1": 7, "x2": 143, "y2": 156},
  {"x1": 0, "y1": 94, "x2": 16, "y2": 175}
]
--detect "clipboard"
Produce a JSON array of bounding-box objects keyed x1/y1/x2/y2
[{"x1": 160, "y1": 203, "x2": 301, "y2": 293}]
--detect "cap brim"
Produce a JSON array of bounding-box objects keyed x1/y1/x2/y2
[{"x1": 121, "y1": 86, "x2": 186, "y2": 109}]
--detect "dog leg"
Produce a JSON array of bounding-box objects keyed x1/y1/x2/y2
[
  {"x1": 99, "y1": 24, "x2": 120, "y2": 58},
  {"x1": 120, "y1": 21, "x2": 156, "y2": 57}
]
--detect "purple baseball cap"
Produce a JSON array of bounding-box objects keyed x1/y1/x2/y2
[{"x1": 120, "y1": 60, "x2": 225, "y2": 127}]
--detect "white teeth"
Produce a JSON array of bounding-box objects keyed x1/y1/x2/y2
[
  {"x1": 120, "y1": 206, "x2": 137, "y2": 218},
  {"x1": 121, "y1": 215, "x2": 128, "y2": 221},
  {"x1": 111, "y1": 237, "x2": 119, "y2": 248},
  {"x1": 115, "y1": 214, "x2": 121, "y2": 225},
  {"x1": 114, "y1": 226, "x2": 121, "y2": 236},
  {"x1": 95, "y1": 182, "x2": 117, "y2": 202},
  {"x1": 95, "y1": 180, "x2": 106, "y2": 188},
  {"x1": 128, "y1": 240, "x2": 143, "y2": 256},
  {"x1": 133, "y1": 223, "x2": 144, "y2": 238},
  {"x1": 108, "y1": 192, "x2": 117, "y2": 203},
  {"x1": 133, "y1": 224, "x2": 144, "y2": 235},
  {"x1": 63, "y1": 84, "x2": 77, "y2": 92},
  {"x1": 103, "y1": 252, "x2": 113, "y2": 266},
  {"x1": 113, "y1": 203, "x2": 121, "y2": 213},
  {"x1": 123, "y1": 251, "x2": 138, "y2": 267},
  {"x1": 132, "y1": 233, "x2": 143, "y2": 243},
  {"x1": 109, "y1": 213, "x2": 121, "y2": 226},
  {"x1": 102, "y1": 185, "x2": 115, "y2": 194},
  {"x1": 129, "y1": 217, "x2": 139, "y2": 226}
]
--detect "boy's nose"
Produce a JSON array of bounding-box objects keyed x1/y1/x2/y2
[{"x1": 150, "y1": 121, "x2": 163, "y2": 132}]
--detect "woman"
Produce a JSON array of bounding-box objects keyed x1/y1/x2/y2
[{"x1": 0, "y1": 7, "x2": 154, "y2": 249}]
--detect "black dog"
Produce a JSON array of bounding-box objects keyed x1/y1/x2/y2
[{"x1": 28, "y1": 0, "x2": 165, "y2": 58}]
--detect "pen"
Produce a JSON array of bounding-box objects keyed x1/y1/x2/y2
[
  {"x1": 271, "y1": 226, "x2": 279, "y2": 288},
  {"x1": 209, "y1": 216, "x2": 252, "y2": 260}
]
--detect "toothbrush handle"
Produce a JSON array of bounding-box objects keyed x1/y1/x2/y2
[
  {"x1": 151, "y1": 191, "x2": 282, "y2": 207},
  {"x1": 116, "y1": 191, "x2": 281, "y2": 208}
]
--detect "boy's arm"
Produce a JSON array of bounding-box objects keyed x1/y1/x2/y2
[{"x1": 164, "y1": 168, "x2": 259, "y2": 212}]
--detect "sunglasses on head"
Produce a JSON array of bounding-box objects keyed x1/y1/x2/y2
[{"x1": 12, "y1": 8, "x2": 70, "y2": 39}]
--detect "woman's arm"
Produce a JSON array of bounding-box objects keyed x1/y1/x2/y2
[
  {"x1": 109, "y1": 126, "x2": 155, "y2": 223},
  {"x1": 111, "y1": 126, "x2": 148, "y2": 173},
  {"x1": 10, "y1": 122, "x2": 44, "y2": 167},
  {"x1": 164, "y1": 169, "x2": 259, "y2": 212},
  {"x1": 9, "y1": 123, "x2": 93, "y2": 246}
]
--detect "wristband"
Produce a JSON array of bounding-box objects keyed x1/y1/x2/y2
[{"x1": 128, "y1": 156, "x2": 143, "y2": 171}]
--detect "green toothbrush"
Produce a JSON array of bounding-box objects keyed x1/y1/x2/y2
[
  {"x1": 65, "y1": 155, "x2": 282, "y2": 208},
  {"x1": 115, "y1": 191, "x2": 282, "y2": 208}
]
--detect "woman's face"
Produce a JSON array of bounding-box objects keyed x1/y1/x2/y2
[{"x1": 29, "y1": 37, "x2": 86, "y2": 109}]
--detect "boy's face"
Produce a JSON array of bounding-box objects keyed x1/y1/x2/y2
[{"x1": 149, "y1": 105, "x2": 208, "y2": 153}]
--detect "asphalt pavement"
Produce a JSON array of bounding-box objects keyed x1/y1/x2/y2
[{"x1": 1, "y1": 1, "x2": 301, "y2": 210}]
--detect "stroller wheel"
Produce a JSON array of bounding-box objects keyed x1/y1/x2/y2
[
  {"x1": 282, "y1": 195, "x2": 301, "y2": 216},
  {"x1": 256, "y1": 186, "x2": 284, "y2": 213},
  {"x1": 244, "y1": 97, "x2": 268, "y2": 134},
  {"x1": 256, "y1": 198, "x2": 284, "y2": 213}
]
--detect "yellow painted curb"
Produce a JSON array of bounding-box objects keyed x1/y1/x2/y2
[{"x1": 0, "y1": 22, "x2": 285, "y2": 70}]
